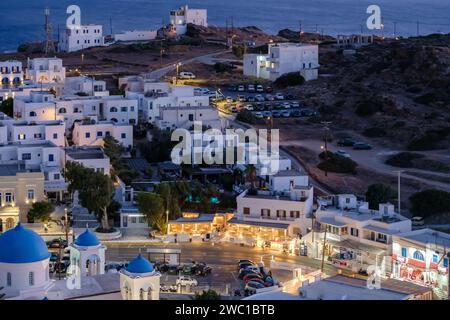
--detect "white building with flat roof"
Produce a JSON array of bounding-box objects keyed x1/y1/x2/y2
[
  {"x1": 72, "y1": 120, "x2": 133, "y2": 148},
  {"x1": 305, "y1": 194, "x2": 412, "y2": 273},
  {"x1": 13, "y1": 91, "x2": 57, "y2": 121},
  {"x1": 1, "y1": 61, "x2": 23, "y2": 87},
  {"x1": 114, "y1": 30, "x2": 157, "y2": 42},
  {"x1": 156, "y1": 105, "x2": 223, "y2": 131},
  {"x1": 62, "y1": 76, "x2": 108, "y2": 96},
  {"x1": 59, "y1": 24, "x2": 104, "y2": 52},
  {"x1": 170, "y1": 5, "x2": 207, "y2": 35},
  {"x1": 243, "y1": 43, "x2": 319, "y2": 81},
  {"x1": 392, "y1": 228, "x2": 450, "y2": 299},
  {"x1": 26, "y1": 57, "x2": 65, "y2": 84},
  {"x1": 65, "y1": 146, "x2": 111, "y2": 176}
]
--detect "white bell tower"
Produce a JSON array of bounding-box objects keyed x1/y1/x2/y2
[{"x1": 69, "y1": 229, "x2": 106, "y2": 277}]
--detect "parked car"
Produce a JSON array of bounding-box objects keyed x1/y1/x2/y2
[
  {"x1": 228, "y1": 85, "x2": 237, "y2": 92},
  {"x1": 238, "y1": 259, "x2": 255, "y2": 265},
  {"x1": 194, "y1": 263, "x2": 212, "y2": 276},
  {"x1": 238, "y1": 269, "x2": 260, "y2": 279},
  {"x1": 248, "y1": 84, "x2": 256, "y2": 92},
  {"x1": 179, "y1": 72, "x2": 196, "y2": 79},
  {"x1": 353, "y1": 142, "x2": 372, "y2": 150},
  {"x1": 291, "y1": 101, "x2": 300, "y2": 108},
  {"x1": 335, "y1": 150, "x2": 351, "y2": 158},
  {"x1": 275, "y1": 92, "x2": 285, "y2": 100},
  {"x1": 240, "y1": 265, "x2": 260, "y2": 274},
  {"x1": 337, "y1": 137, "x2": 357, "y2": 147},
  {"x1": 245, "y1": 281, "x2": 265, "y2": 291},
  {"x1": 255, "y1": 94, "x2": 265, "y2": 102},
  {"x1": 256, "y1": 84, "x2": 264, "y2": 92},
  {"x1": 299, "y1": 108, "x2": 315, "y2": 116},
  {"x1": 265, "y1": 86, "x2": 273, "y2": 93},
  {"x1": 265, "y1": 94, "x2": 274, "y2": 101},
  {"x1": 272, "y1": 110, "x2": 281, "y2": 118},
  {"x1": 237, "y1": 95, "x2": 246, "y2": 102},
  {"x1": 263, "y1": 111, "x2": 272, "y2": 118},
  {"x1": 254, "y1": 111, "x2": 263, "y2": 119},
  {"x1": 282, "y1": 102, "x2": 291, "y2": 109},
  {"x1": 281, "y1": 110, "x2": 291, "y2": 118},
  {"x1": 181, "y1": 264, "x2": 193, "y2": 275},
  {"x1": 247, "y1": 96, "x2": 255, "y2": 102},
  {"x1": 238, "y1": 261, "x2": 255, "y2": 271},
  {"x1": 244, "y1": 104, "x2": 254, "y2": 111},
  {"x1": 168, "y1": 265, "x2": 179, "y2": 275},
  {"x1": 47, "y1": 238, "x2": 67, "y2": 249},
  {"x1": 285, "y1": 94, "x2": 296, "y2": 100},
  {"x1": 238, "y1": 85, "x2": 245, "y2": 92},
  {"x1": 411, "y1": 216, "x2": 425, "y2": 226},
  {"x1": 292, "y1": 110, "x2": 301, "y2": 117},
  {"x1": 176, "y1": 276, "x2": 198, "y2": 287},
  {"x1": 231, "y1": 106, "x2": 238, "y2": 113}
]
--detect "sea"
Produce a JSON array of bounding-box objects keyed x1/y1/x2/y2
[{"x1": 1, "y1": 0, "x2": 449, "y2": 53}]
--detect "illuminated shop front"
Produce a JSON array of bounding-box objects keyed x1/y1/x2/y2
[{"x1": 167, "y1": 212, "x2": 230, "y2": 236}]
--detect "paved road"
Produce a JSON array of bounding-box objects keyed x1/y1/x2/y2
[
  {"x1": 105, "y1": 242, "x2": 355, "y2": 294},
  {"x1": 144, "y1": 49, "x2": 230, "y2": 80}
]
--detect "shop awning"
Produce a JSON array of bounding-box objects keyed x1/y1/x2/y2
[
  {"x1": 169, "y1": 214, "x2": 215, "y2": 224},
  {"x1": 227, "y1": 217, "x2": 290, "y2": 230}
]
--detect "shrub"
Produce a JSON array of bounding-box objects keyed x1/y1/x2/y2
[
  {"x1": 385, "y1": 152, "x2": 424, "y2": 167},
  {"x1": 0, "y1": 97, "x2": 13, "y2": 117},
  {"x1": 355, "y1": 98, "x2": 383, "y2": 116},
  {"x1": 317, "y1": 154, "x2": 357, "y2": 174},
  {"x1": 27, "y1": 201, "x2": 54, "y2": 223},
  {"x1": 365, "y1": 184, "x2": 396, "y2": 210},
  {"x1": 274, "y1": 72, "x2": 305, "y2": 88},
  {"x1": 409, "y1": 189, "x2": 450, "y2": 217},
  {"x1": 214, "y1": 62, "x2": 234, "y2": 73},
  {"x1": 236, "y1": 109, "x2": 256, "y2": 124},
  {"x1": 318, "y1": 150, "x2": 334, "y2": 160},
  {"x1": 407, "y1": 128, "x2": 450, "y2": 151}
]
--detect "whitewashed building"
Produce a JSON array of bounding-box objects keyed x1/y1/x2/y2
[
  {"x1": 156, "y1": 106, "x2": 223, "y2": 131},
  {"x1": 26, "y1": 57, "x2": 66, "y2": 84},
  {"x1": 392, "y1": 228, "x2": 449, "y2": 299},
  {"x1": 169, "y1": 5, "x2": 207, "y2": 35},
  {"x1": 62, "y1": 76, "x2": 108, "y2": 96},
  {"x1": 0, "y1": 119, "x2": 66, "y2": 147},
  {"x1": 65, "y1": 146, "x2": 111, "y2": 175},
  {"x1": 59, "y1": 24, "x2": 104, "y2": 52},
  {"x1": 114, "y1": 30, "x2": 157, "y2": 42},
  {"x1": 243, "y1": 43, "x2": 319, "y2": 81},
  {"x1": 305, "y1": 194, "x2": 412, "y2": 273},
  {"x1": 13, "y1": 91, "x2": 57, "y2": 121},
  {"x1": 72, "y1": 120, "x2": 133, "y2": 148},
  {"x1": 0, "y1": 61, "x2": 23, "y2": 87}
]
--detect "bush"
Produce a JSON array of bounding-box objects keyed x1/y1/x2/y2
[
  {"x1": 385, "y1": 152, "x2": 424, "y2": 168},
  {"x1": 236, "y1": 109, "x2": 256, "y2": 124},
  {"x1": 363, "y1": 127, "x2": 386, "y2": 138},
  {"x1": 27, "y1": 201, "x2": 54, "y2": 223},
  {"x1": 365, "y1": 184, "x2": 396, "y2": 210},
  {"x1": 0, "y1": 97, "x2": 13, "y2": 117},
  {"x1": 318, "y1": 150, "x2": 334, "y2": 160},
  {"x1": 409, "y1": 189, "x2": 450, "y2": 217},
  {"x1": 355, "y1": 98, "x2": 383, "y2": 116},
  {"x1": 407, "y1": 128, "x2": 450, "y2": 151},
  {"x1": 274, "y1": 72, "x2": 305, "y2": 88},
  {"x1": 317, "y1": 154, "x2": 357, "y2": 174},
  {"x1": 214, "y1": 62, "x2": 234, "y2": 73}
]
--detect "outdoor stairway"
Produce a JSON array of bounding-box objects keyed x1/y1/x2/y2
[{"x1": 71, "y1": 206, "x2": 99, "y2": 229}]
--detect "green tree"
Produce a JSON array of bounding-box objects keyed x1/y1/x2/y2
[
  {"x1": 192, "y1": 289, "x2": 221, "y2": 300},
  {"x1": 245, "y1": 164, "x2": 257, "y2": 190},
  {"x1": 136, "y1": 192, "x2": 166, "y2": 232},
  {"x1": 409, "y1": 189, "x2": 450, "y2": 217},
  {"x1": 27, "y1": 201, "x2": 54, "y2": 223},
  {"x1": 65, "y1": 161, "x2": 115, "y2": 231},
  {"x1": 365, "y1": 184, "x2": 396, "y2": 210},
  {"x1": 0, "y1": 97, "x2": 13, "y2": 117}
]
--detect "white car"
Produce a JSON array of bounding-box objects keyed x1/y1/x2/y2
[
  {"x1": 275, "y1": 93, "x2": 285, "y2": 100},
  {"x1": 238, "y1": 85, "x2": 245, "y2": 92},
  {"x1": 335, "y1": 150, "x2": 351, "y2": 158},
  {"x1": 281, "y1": 110, "x2": 291, "y2": 118},
  {"x1": 179, "y1": 72, "x2": 196, "y2": 79},
  {"x1": 244, "y1": 104, "x2": 254, "y2": 111},
  {"x1": 255, "y1": 94, "x2": 265, "y2": 102},
  {"x1": 256, "y1": 85, "x2": 264, "y2": 92},
  {"x1": 176, "y1": 276, "x2": 198, "y2": 287},
  {"x1": 411, "y1": 216, "x2": 425, "y2": 226}
]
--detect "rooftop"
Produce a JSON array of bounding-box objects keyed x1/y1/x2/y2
[
  {"x1": 228, "y1": 217, "x2": 290, "y2": 229},
  {"x1": 396, "y1": 228, "x2": 450, "y2": 248},
  {"x1": 272, "y1": 169, "x2": 307, "y2": 177},
  {"x1": 0, "y1": 164, "x2": 40, "y2": 176},
  {"x1": 65, "y1": 146, "x2": 107, "y2": 160}
]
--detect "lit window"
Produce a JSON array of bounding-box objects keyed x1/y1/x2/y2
[
  {"x1": 18, "y1": 133, "x2": 26, "y2": 140},
  {"x1": 5, "y1": 192, "x2": 13, "y2": 203}
]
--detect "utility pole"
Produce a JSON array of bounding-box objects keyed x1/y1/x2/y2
[
  {"x1": 299, "y1": 20, "x2": 303, "y2": 36},
  {"x1": 321, "y1": 121, "x2": 332, "y2": 177},
  {"x1": 109, "y1": 17, "x2": 113, "y2": 36},
  {"x1": 320, "y1": 226, "x2": 327, "y2": 273}
]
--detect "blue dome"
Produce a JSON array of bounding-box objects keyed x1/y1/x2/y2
[
  {"x1": 0, "y1": 223, "x2": 50, "y2": 263},
  {"x1": 75, "y1": 229, "x2": 100, "y2": 247},
  {"x1": 126, "y1": 254, "x2": 154, "y2": 273}
]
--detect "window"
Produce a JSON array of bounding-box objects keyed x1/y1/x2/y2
[
  {"x1": 85, "y1": 132, "x2": 91, "y2": 138},
  {"x1": 27, "y1": 189, "x2": 34, "y2": 200},
  {"x1": 413, "y1": 250, "x2": 424, "y2": 261},
  {"x1": 261, "y1": 209, "x2": 270, "y2": 217},
  {"x1": 130, "y1": 106, "x2": 135, "y2": 111},
  {"x1": 54, "y1": 173, "x2": 60, "y2": 180},
  {"x1": 29, "y1": 272, "x2": 34, "y2": 286},
  {"x1": 290, "y1": 211, "x2": 300, "y2": 218},
  {"x1": 105, "y1": 131, "x2": 111, "y2": 136},
  {"x1": 22, "y1": 153, "x2": 31, "y2": 160},
  {"x1": 58, "y1": 107, "x2": 67, "y2": 114},
  {"x1": 110, "y1": 107, "x2": 118, "y2": 113},
  {"x1": 139, "y1": 217, "x2": 145, "y2": 224},
  {"x1": 121, "y1": 107, "x2": 127, "y2": 112},
  {"x1": 5, "y1": 192, "x2": 13, "y2": 203},
  {"x1": 131, "y1": 217, "x2": 137, "y2": 224},
  {"x1": 18, "y1": 133, "x2": 26, "y2": 140},
  {"x1": 444, "y1": 258, "x2": 449, "y2": 268},
  {"x1": 243, "y1": 207, "x2": 250, "y2": 215},
  {"x1": 350, "y1": 228, "x2": 359, "y2": 237},
  {"x1": 377, "y1": 233, "x2": 387, "y2": 243},
  {"x1": 121, "y1": 133, "x2": 126, "y2": 139},
  {"x1": 188, "y1": 114, "x2": 194, "y2": 121},
  {"x1": 53, "y1": 133, "x2": 58, "y2": 139},
  {"x1": 401, "y1": 247, "x2": 407, "y2": 257},
  {"x1": 276, "y1": 210, "x2": 286, "y2": 218},
  {"x1": 97, "y1": 131, "x2": 103, "y2": 137},
  {"x1": 48, "y1": 154, "x2": 54, "y2": 162},
  {"x1": 7, "y1": 272, "x2": 11, "y2": 286},
  {"x1": 29, "y1": 111, "x2": 37, "y2": 117}
]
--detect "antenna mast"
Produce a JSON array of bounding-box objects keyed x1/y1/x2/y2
[{"x1": 44, "y1": 7, "x2": 55, "y2": 55}]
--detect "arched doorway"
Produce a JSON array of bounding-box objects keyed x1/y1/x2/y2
[
  {"x1": 1, "y1": 77, "x2": 9, "y2": 86},
  {"x1": 85, "y1": 254, "x2": 101, "y2": 276}
]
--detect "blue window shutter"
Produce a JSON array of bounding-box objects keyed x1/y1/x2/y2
[{"x1": 401, "y1": 247, "x2": 406, "y2": 257}]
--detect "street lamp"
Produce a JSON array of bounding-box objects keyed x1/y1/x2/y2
[{"x1": 64, "y1": 207, "x2": 69, "y2": 244}]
